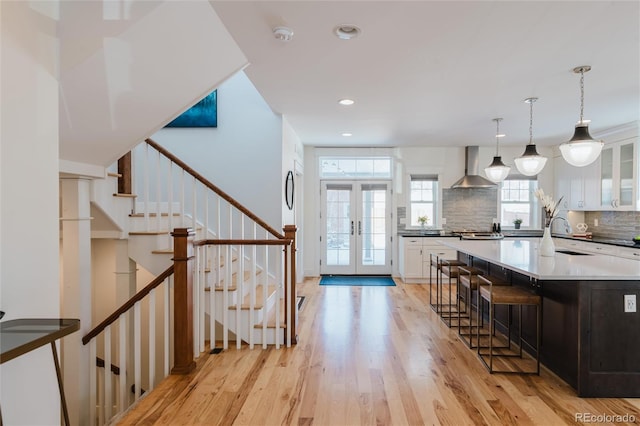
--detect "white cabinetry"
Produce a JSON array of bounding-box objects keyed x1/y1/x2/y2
[
  {"x1": 600, "y1": 139, "x2": 638, "y2": 211},
  {"x1": 399, "y1": 236, "x2": 458, "y2": 283},
  {"x1": 554, "y1": 156, "x2": 600, "y2": 211}
]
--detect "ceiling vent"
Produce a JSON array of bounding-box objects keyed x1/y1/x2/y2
[{"x1": 451, "y1": 146, "x2": 497, "y2": 189}]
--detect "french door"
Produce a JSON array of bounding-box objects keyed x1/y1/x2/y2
[{"x1": 320, "y1": 181, "x2": 391, "y2": 275}]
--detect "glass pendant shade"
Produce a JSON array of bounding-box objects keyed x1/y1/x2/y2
[
  {"x1": 559, "y1": 124, "x2": 604, "y2": 167},
  {"x1": 515, "y1": 144, "x2": 547, "y2": 176},
  {"x1": 484, "y1": 156, "x2": 510, "y2": 182},
  {"x1": 515, "y1": 98, "x2": 547, "y2": 176},
  {"x1": 484, "y1": 117, "x2": 510, "y2": 182},
  {"x1": 560, "y1": 66, "x2": 604, "y2": 167}
]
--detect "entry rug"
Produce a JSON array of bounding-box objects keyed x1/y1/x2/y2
[{"x1": 319, "y1": 275, "x2": 396, "y2": 287}]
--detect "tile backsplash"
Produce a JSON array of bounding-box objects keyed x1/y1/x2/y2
[
  {"x1": 584, "y1": 211, "x2": 640, "y2": 240},
  {"x1": 442, "y1": 187, "x2": 498, "y2": 231}
]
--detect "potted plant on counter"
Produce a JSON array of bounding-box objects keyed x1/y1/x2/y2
[
  {"x1": 417, "y1": 215, "x2": 429, "y2": 233},
  {"x1": 513, "y1": 218, "x2": 523, "y2": 229}
]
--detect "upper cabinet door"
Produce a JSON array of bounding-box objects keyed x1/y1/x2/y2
[
  {"x1": 554, "y1": 155, "x2": 601, "y2": 211},
  {"x1": 600, "y1": 140, "x2": 638, "y2": 211}
]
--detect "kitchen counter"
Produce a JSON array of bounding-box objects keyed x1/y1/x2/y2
[
  {"x1": 553, "y1": 233, "x2": 640, "y2": 249},
  {"x1": 440, "y1": 237, "x2": 640, "y2": 398},
  {"x1": 440, "y1": 238, "x2": 640, "y2": 280},
  {"x1": 398, "y1": 230, "x2": 455, "y2": 237}
]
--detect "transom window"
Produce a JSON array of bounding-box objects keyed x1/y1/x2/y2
[
  {"x1": 319, "y1": 157, "x2": 392, "y2": 179},
  {"x1": 409, "y1": 174, "x2": 438, "y2": 227},
  {"x1": 500, "y1": 178, "x2": 539, "y2": 228}
]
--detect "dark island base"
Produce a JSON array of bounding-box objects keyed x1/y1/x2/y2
[{"x1": 458, "y1": 253, "x2": 640, "y2": 398}]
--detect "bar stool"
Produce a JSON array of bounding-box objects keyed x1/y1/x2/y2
[
  {"x1": 476, "y1": 275, "x2": 541, "y2": 374},
  {"x1": 457, "y1": 265, "x2": 495, "y2": 348},
  {"x1": 428, "y1": 252, "x2": 451, "y2": 313},
  {"x1": 438, "y1": 258, "x2": 468, "y2": 327}
]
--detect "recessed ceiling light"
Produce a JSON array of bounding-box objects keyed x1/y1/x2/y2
[
  {"x1": 496, "y1": 133, "x2": 506, "y2": 138},
  {"x1": 341, "y1": 132, "x2": 353, "y2": 137},
  {"x1": 334, "y1": 24, "x2": 361, "y2": 40},
  {"x1": 338, "y1": 98, "x2": 355, "y2": 106}
]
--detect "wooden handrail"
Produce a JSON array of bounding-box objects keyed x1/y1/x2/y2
[
  {"x1": 82, "y1": 265, "x2": 174, "y2": 345},
  {"x1": 145, "y1": 138, "x2": 286, "y2": 240},
  {"x1": 194, "y1": 239, "x2": 292, "y2": 247}
]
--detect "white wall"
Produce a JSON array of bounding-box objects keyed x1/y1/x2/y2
[
  {"x1": 0, "y1": 1, "x2": 61, "y2": 424},
  {"x1": 302, "y1": 144, "x2": 555, "y2": 278},
  {"x1": 151, "y1": 71, "x2": 283, "y2": 231},
  {"x1": 282, "y1": 118, "x2": 303, "y2": 226}
]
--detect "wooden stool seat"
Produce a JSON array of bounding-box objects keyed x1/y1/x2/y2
[
  {"x1": 476, "y1": 275, "x2": 541, "y2": 375},
  {"x1": 479, "y1": 285, "x2": 541, "y2": 305}
]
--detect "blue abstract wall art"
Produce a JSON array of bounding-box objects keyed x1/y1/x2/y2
[{"x1": 166, "y1": 90, "x2": 217, "y2": 127}]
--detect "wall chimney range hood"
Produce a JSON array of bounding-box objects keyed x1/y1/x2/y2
[{"x1": 451, "y1": 146, "x2": 497, "y2": 189}]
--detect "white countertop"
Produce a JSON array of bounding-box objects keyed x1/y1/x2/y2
[{"x1": 439, "y1": 238, "x2": 640, "y2": 280}]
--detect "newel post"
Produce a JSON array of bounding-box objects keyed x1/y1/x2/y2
[
  {"x1": 283, "y1": 225, "x2": 298, "y2": 344},
  {"x1": 171, "y1": 228, "x2": 196, "y2": 374}
]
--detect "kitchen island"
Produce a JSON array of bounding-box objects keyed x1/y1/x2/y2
[{"x1": 440, "y1": 238, "x2": 640, "y2": 397}]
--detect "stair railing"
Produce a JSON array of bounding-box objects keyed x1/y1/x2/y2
[
  {"x1": 82, "y1": 265, "x2": 174, "y2": 426},
  {"x1": 193, "y1": 232, "x2": 296, "y2": 352},
  {"x1": 135, "y1": 138, "x2": 286, "y2": 244},
  {"x1": 133, "y1": 139, "x2": 297, "y2": 350}
]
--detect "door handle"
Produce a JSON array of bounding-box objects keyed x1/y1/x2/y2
[
  {"x1": 351, "y1": 221, "x2": 354, "y2": 235},
  {"x1": 358, "y1": 221, "x2": 362, "y2": 235}
]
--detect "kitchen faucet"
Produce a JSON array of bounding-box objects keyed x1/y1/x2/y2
[{"x1": 551, "y1": 216, "x2": 572, "y2": 234}]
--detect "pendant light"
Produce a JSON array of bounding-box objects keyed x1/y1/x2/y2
[
  {"x1": 484, "y1": 118, "x2": 510, "y2": 182},
  {"x1": 559, "y1": 66, "x2": 604, "y2": 167},
  {"x1": 514, "y1": 97, "x2": 547, "y2": 176}
]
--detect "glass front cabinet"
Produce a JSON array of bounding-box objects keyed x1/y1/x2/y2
[{"x1": 600, "y1": 139, "x2": 638, "y2": 211}]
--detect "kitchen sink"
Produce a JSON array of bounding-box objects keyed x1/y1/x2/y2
[{"x1": 555, "y1": 249, "x2": 592, "y2": 256}]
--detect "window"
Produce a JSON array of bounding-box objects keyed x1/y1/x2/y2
[
  {"x1": 409, "y1": 175, "x2": 438, "y2": 227},
  {"x1": 500, "y1": 178, "x2": 539, "y2": 228},
  {"x1": 319, "y1": 157, "x2": 392, "y2": 179}
]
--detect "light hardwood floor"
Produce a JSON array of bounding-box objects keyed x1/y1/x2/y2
[{"x1": 117, "y1": 278, "x2": 640, "y2": 425}]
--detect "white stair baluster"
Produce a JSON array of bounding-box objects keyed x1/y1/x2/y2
[
  {"x1": 163, "y1": 278, "x2": 170, "y2": 377},
  {"x1": 104, "y1": 326, "x2": 112, "y2": 421},
  {"x1": 134, "y1": 301, "x2": 142, "y2": 400},
  {"x1": 263, "y1": 238, "x2": 268, "y2": 349},
  {"x1": 119, "y1": 315, "x2": 127, "y2": 413},
  {"x1": 155, "y1": 150, "x2": 161, "y2": 232},
  {"x1": 89, "y1": 339, "x2": 97, "y2": 426},
  {"x1": 148, "y1": 288, "x2": 156, "y2": 391},
  {"x1": 144, "y1": 143, "x2": 150, "y2": 231}
]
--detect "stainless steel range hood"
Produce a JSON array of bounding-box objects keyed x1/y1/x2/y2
[{"x1": 451, "y1": 146, "x2": 496, "y2": 189}]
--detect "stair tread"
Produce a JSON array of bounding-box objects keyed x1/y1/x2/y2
[
  {"x1": 205, "y1": 270, "x2": 262, "y2": 292},
  {"x1": 254, "y1": 299, "x2": 287, "y2": 329},
  {"x1": 129, "y1": 231, "x2": 170, "y2": 235},
  {"x1": 229, "y1": 284, "x2": 276, "y2": 310},
  {"x1": 113, "y1": 193, "x2": 137, "y2": 198},
  {"x1": 107, "y1": 172, "x2": 122, "y2": 178},
  {"x1": 129, "y1": 213, "x2": 181, "y2": 217},
  {"x1": 151, "y1": 249, "x2": 174, "y2": 254}
]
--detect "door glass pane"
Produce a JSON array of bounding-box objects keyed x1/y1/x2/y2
[
  {"x1": 619, "y1": 143, "x2": 634, "y2": 206},
  {"x1": 326, "y1": 188, "x2": 351, "y2": 266},
  {"x1": 601, "y1": 147, "x2": 613, "y2": 207},
  {"x1": 361, "y1": 187, "x2": 386, "y2": 266}
]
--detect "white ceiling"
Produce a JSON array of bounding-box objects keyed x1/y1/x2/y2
[{"x1": 212, "y1": 1, "x2": 640, "y2": 148}]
